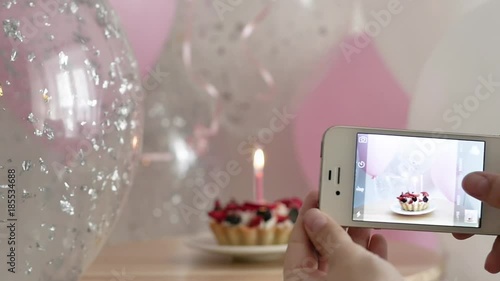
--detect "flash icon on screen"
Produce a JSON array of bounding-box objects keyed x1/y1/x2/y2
[{"x1": 356, "y1": 211, "x2": 361, "y2": 218}]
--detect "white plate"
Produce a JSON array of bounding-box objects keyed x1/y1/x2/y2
[
  {"x1": 185, "y1": 233, "x2": 287, "y2": 262},
  {"x1": 390, "y1": 203, "x2": 436, "y2": 216}
]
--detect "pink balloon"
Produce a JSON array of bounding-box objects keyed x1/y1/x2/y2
[
  {"x1": 293, "y1": 35, "x2": 410, "y2": 186},
  {"x1": 293, "y1": 35, "x2": 439, "y2": 250},
  {"x1": 430, "y1": 142, "x2": 458, "y2": 202},
  {"x1": 109, "y1": 0, "x2": 177, "y2": 76},
  {"x1": 365, "y1": 136, "x2": 400, "y2": 178}
]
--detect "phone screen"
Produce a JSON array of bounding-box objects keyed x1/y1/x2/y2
[{"x1": 353, "y1": 133, "x2": 485, "y2": 228}]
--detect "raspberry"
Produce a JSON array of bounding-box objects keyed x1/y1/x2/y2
[
  {"x1": 244, "y1": 202, "x2": 277, "y2": 211},
  {"x1": 208, "y1": 210, "x2": 226, "y2": 223},
  {"x1": 225, "y1": 199, "x2": 239, "y2": 211},
  {"x1": 248, "y1": 216, "x2": 263, "y2": 227},
  {"x1": 277, "y1": 215, "x2": 288, "y2": 223},
  {"x1": 279, "y1": 198, "x2": 303, "y2": 209}
]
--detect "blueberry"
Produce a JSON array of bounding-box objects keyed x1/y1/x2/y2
[
  {"x1": 289, "y1": 208, "x2": 299, "y2": 223},
  {"x1": 401, "y1": 198, "x2": 407, "y2": 203},
  {"x1": 423, "y1": 196, "x2": 428, "y2": 203},
  {"x1": 257, "y1": 208, "x2": 272, "y2": 221},
  {"x1": 225, "y1": 214, "x2": 241, "y2": 225}
]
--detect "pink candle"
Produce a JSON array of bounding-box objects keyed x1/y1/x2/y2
[{"x1": 253, "y1": 148, "x2": 265, "y2": 203}]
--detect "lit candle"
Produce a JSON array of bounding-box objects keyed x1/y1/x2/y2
[{"x1": 253, "y1": 148, "x2": 265, "y2": 203}]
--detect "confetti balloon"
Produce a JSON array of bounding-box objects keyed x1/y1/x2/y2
[
  {"x1": 0, "y1": 1, "x2": 143, "y2": 281},
  {"x1": 176, "y1": 0, "x2": 353, "y2": 137}
]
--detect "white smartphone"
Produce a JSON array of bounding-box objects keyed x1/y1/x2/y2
[{"x1": 319, "y1": 126, "x2": 500, "y2": 235}]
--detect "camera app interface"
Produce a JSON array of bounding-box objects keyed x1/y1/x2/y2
[{"x1": 353, "y1": 133, "x2": 485, "y2": 228}]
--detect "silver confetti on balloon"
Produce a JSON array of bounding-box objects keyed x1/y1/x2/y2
[{"x1": 0, "y1": 1, "x2": 144, "y2": 280}]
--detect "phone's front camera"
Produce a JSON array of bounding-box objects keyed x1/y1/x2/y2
[{"x1": 335, "y1": 191, "x2": 341, "y2": 196}]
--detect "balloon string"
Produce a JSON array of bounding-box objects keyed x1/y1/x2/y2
[
  {"x1": 182, "y1": 0, "x2": 224, "y2": 156},
  {"x1": 240, "y1": 3, "x2": 277, "y2": 102},
  {"x1": 183, "y1": 1, "x2": 278, "y2": 154},
  {"x1": 183, "y1": 0, "x2": 219, "y2": 99}
]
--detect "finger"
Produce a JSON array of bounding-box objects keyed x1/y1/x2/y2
[
  {"x1": 284, "y1": 191, "x2": 320, "y2": 272},
  {"x1": 452, "y1": 233, "x2": 474, "y2": 240},
  {"x1": 303, "y1": 208, "x2": 356, "y2": 265},
  {"x1": 463, "y1": 172, "x2": 500, "y2": 208},
  {"x1": 485, "y1": 236, "x2": 500, "y2": 274},
  {"x1": 368, "y1": 234, "x2": 388, "y2": 260},
  {"x1": 347, "y1": 227, "x2": 371, "y2": 249}
]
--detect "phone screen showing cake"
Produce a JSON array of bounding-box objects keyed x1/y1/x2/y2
[{"x1": 352, "y1": 133, "x2": 485, "y2": 228}]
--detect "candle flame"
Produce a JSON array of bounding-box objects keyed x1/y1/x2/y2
[
  {"x1": 132, "y1": 136, "x2": 139, "y2": 149},
  {"x1": 253, "y1": 148, "x2": 265, "y2": 170}
]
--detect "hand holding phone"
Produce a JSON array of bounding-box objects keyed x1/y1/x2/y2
[
  {"x1": 455, "y1": 171, "x2": 500, "y2": 273},
  {"x1": 319, "y1": 126, "x2": 500, "y2": 236},
  {"x1": 284, "y1": 191, "x2": 404, "y2": 281}
]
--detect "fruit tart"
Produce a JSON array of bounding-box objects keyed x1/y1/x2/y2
[
  {"x1": 397, "y1": 191, "x2": 429, "y2": 211},
  {"x1": 208, "y1": 198, "x2": 302, "y2": 245}
]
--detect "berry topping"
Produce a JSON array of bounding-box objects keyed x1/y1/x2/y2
[
  {"x1": 289, "y1": 208, "x2": 299, "y2": 223},
  {"x1": 225, "y1": 200, "x2": 239, "y2": 211},
  {"x1": 280, "y1": 198, "x2": 303, "y2": 209},
  {"x1": 208, "y1": 210, "x2": 226, "y2": 223},
  {"x1": 225, "y1": 214, "x2": 241, "y2": 225},
  {"x1": 243, "y1": 202, "x2": 263, "y2": 211},
  {"x1": 248, "y1": 216, "x2": 263, "y2": 228},
  {"x1": 397, "y1": 191, "x2": 430, "y2": 203},
  {"x1": 256, "y1": 207, "x2": 272, "y2": 221},
  {"x1": 423, "y1": 196, "x2": 428, "y2": 203},
  {"x1": 277, "y1": 215, "x2": 288, "y2": 223},
  {"x1": 243, "y1": 202, "x2": 277, "y2": 211}
]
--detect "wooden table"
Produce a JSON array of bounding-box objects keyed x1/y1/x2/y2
[{"x1": 82, "y1": 238, "x2": 445, "y2": 281}]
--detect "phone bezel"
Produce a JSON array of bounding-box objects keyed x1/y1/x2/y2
[{"x1": 319, "y1": 126, "x2": 500, "y2": 235}]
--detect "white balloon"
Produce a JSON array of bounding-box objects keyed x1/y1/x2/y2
[
  {"x1": 358, "y1": 0, "x2": 463, "y2": 95},
  {"x1": 408, "y1": 0, "x2": 500, "y2": 135}
]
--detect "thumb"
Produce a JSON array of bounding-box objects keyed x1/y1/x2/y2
[
  {"x1": 463, "y1": 172, "x2": 500, "y2": 208},
  {"x1": 303, "y1": 208, "x2": 357, "y2": 261}
]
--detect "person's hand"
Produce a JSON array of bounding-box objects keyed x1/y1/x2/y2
[
  {"x1": 454, "y1": 172, "x2": 500, "y2": 273},
  {"x1": 284, "y1": 191, "x2": 403, "y2": 281}
]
